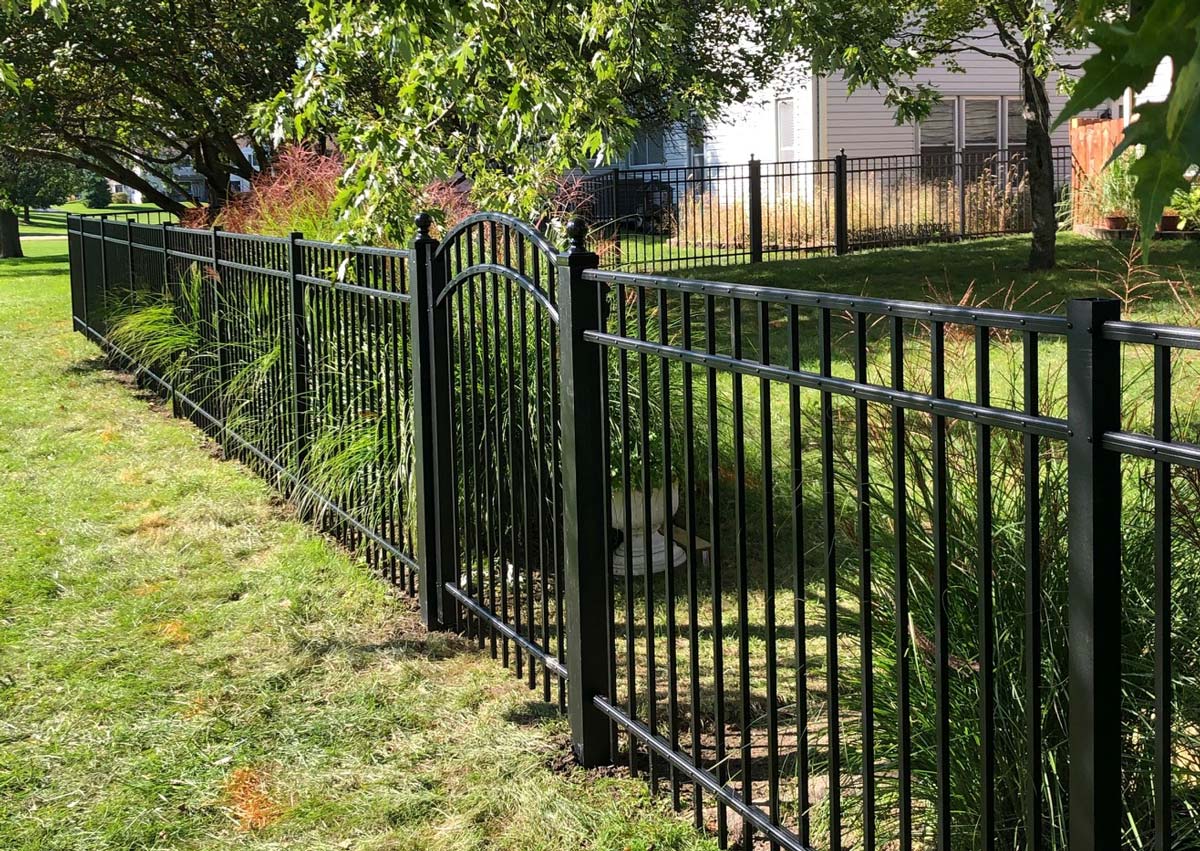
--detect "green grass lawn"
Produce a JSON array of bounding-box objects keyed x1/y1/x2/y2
[
  {"x1": 0, "y1": 239, "x2": 715, "y2": 851},
  {"x1": 18, "y1": 202, "x2": 170, "y2": 236},
  {"x1": 680, "y1": 231, "x2": 1200, "y2": 320}
]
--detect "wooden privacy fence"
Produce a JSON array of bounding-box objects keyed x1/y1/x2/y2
[
  {"x1": 69, "y1": 211, "x2": 1199, "y2": 850},
  {"x1": 1069, "y1": 117, "x2": 1125, "y2": 226}
]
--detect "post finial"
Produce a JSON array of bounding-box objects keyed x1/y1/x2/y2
[
  {"x1": 415, "y1": 212, "x2": 434, "y2": 238},
  {"x1": 566, "y1": 217, "x2": 588, "y2": 253}
]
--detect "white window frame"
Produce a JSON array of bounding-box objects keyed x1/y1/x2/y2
[
  {"x1": 916, "y1": 97, "x2": 960, "y2": 153},
  {"x1": 962, "y1": 96, "x2": 1002, "y2": 150},
  {"x1": 775, "y1": 97, "x2": 796, "y2": 162},
  {"x1": 1002, "y1": 96, "x2": 1028, "y2": 154},
  {"x1": 917, "y1": 95, "x2": 1028, "y2": 156}
]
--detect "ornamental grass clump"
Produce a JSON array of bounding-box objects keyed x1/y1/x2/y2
[
  {"x1": 819, "y1": 340, "x2": 1200, "y2": 850},
  {"x1": 213, "y1": 146, "x2": 344, "y2": 240}
]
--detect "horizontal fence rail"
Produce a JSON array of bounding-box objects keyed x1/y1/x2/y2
[
  {"x1": 67, "y1": 212, "x2": 1199, "y2": 851},
  {"x1": 578, "y1": 147, "x2": 1074, "y2": 271},
  {"x1": 35, "y1": 207, "x2": 178, "y2": 230}
]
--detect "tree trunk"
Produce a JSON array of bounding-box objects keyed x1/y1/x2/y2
[
  {"x1": 23, "y1": 205, "x2": 30, "y2": 224},
  {"x1": 0, "y1": 209, "x2": 24, "y2": 259},
  {"x1": 1022, "y1": 61, "x2": 1057, "y2": 269}
]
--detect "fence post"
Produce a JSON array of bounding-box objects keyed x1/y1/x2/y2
[
  {"x1": 557, "y1": 217, "x2": 612, "y2": 767},
  {"x1": 125, "y1": 219, "x2": 134, "y2": 287},
  {"x1": 409, "y1": 212, "x2": 457, "y2": 632},
  {"x1": 211, "y1": 226, "x2": 230, "y2": 411},
  {"x1": 76, "y1": 217, "x2": 89, "y2": 332},
  {"x1": 1065, "y1": 297, "x2": 1123, "y2": 851},
  {"x1": 159, "y1": 222, "x2": 170, "y2": 292},
  {"x1": 749, "y1": 156, "x2": 763, "y2": 263},
  {"x1": 834, "y1": 151, "x2": 849, "y2": 255},
  {"x1": 97, "y1": 215, "x2": 109, "y2": 333},
  {"x1": 287, "y1": 231, "x2": 311, "y2": 476},
  {"x1": 958, "y1": 151, "x2": 968, "y2": 240},
  {"x1": 611, "y1": 167, "x2": 622, "y2": 265}
]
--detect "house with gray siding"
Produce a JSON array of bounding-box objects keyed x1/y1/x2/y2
[{"x1": 624, "y1": 33, "x2": 1115, "y2": 171}]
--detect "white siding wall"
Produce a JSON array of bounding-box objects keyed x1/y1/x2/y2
[{"x1": 697, "y1": 80, "x2": 816, "y2": 166}]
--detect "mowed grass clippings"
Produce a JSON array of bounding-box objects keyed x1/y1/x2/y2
[{"x1": 0, "y1": 239, "x2": 716, "y2": 851}]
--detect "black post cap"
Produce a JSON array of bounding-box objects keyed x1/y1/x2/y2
[
  {"x1": 415, "y1": 212, "x2": 434, "y2": 238},
  {"x1": 566, "y1": 217, "x2": 588, "y2": 252}
]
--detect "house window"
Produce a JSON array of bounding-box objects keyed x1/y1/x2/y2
[
  {"x1": 688, "y1": 134, "x2": 706, "y2": 168},
  {"x1": 627, "y1": 129, "x2": 666, "y2": 167},
  {"x1": 919, "y1": 100, "x2": 956, "y2": 177},
  {"x1": 1006, "y1": 99, "x2": 1027, "y2": 154},
  {"x1": 919, "y1": 100, "x2": 957, "y2": 154},
  {"x1": 776, "y1": 98, "x2": 795, "y2": 162},
  {"x1": 964, "y1": 98, "x2": 1000, "y2": 151}
]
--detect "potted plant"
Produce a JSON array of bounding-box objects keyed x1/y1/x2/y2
[
  {"x1": 605, "y1": 315, "x2": 687, "y2": 578},
  {"x1": 1102, "y1": 208, "x2": 1130, "y2": 231},
  {"x1": 1098, "y1": 150, "x2": 1139, "y2": 231},
  {"x1": 1171, "y1": 184, "x2": 1200, "y2": 231},
  {"x1": 1159, "y1": 207, "x2": 1180, "y2": 232}
]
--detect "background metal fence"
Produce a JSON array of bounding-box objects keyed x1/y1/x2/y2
[
  {"x1": 68, "y1": 211, "x2": 1199, "y2": 851},
  {"x1": 577, "y1": 147, "x2": 1074, "y2": 270}
]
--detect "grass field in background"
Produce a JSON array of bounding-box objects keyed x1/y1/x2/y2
[
  {"x1": 680, "y1": 232, "x2": 1200, "y2": 317},
  {"x1": 0, "y1": 239, "x2": 714, "y2": 851},
  {"x1": 17, "y1": 202, "x2": 167, "y2": 236}
]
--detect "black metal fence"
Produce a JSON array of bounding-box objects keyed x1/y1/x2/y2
[
  {"x1": 577, "y1": 147, "x2": 1074, "y2": 270},
  {"x1": 68, "y1": 212, "x2": 1199, "y2": 851},
  {"x1": 34, "y1": 207, "x2": 176, "y2": 231},
  {"x1": 69, "y1": 215, "x2": 419, "y2": 587}
]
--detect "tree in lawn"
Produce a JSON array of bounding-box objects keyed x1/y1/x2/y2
[
  {"x1": 81, "y1": 173, "x2": 111, "y2": 210},
  {"x1": 780, "y1": 0, "x2": 1123, "y2": 269},
  {"x1": 268, "y1": 0, "x2": 793, "y2": 240},
  {"x1": 0, "y1": 153, "x2": 78, "y2": 258},
  {"x1": 0, "y1": 0, "x2": 307, "y2": 216},
  {"x1": 1058, "y1": 1, "x2": 1200, "y2": 245}
]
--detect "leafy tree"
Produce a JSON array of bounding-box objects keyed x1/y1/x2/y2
[
  {"x1": 1058, "y1": 1, "x2": 1200, "y2": 244},
  {"x1": 81, "y1": 173, "x2": 111, "y2": 209},
  {"x1": 778, "y1": 0, "x2": 1123, "y2": 269},
  {"x1": 0, "y1": 153, "x2": 77, "y2": 258},
  {"x1": 267, "y1": 0, "x2": 793, "y2": 241},
  {"x1": 0, "y1": 0, "x2": 307, "y2": 215}
]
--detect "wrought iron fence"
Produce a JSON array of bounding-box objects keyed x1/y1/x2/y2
[
  {"x1": 68, "y1": 215, "x2": 419, "y2": 588},
  {"x1": 36, "y1": 207, "x2": 176, "y2": 230},
  {"x1": 69, "y1": 211, "x2": 1199, "y2": 851},
  {"x1": 577, "y1": 147, "x2": 1074, "y2": 270}
]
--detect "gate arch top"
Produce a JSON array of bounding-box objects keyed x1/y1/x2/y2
[
  {"x1": 434, "y1": 211, "x2": 560, "y2": 261},
  {"x1": 429, "y1": 212, "x2": 562, "y2": 321}
]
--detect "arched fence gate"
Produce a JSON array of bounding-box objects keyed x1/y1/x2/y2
[
  {"x1": 409, "y1": 213, "x2": 611, "y2": 760},
  {"x1": 70, "y1": 207, "x2": 1196, "y2": 851}
]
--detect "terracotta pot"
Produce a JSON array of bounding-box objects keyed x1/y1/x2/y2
[
  {"x1": 1103, "y1": 214, "x2": 1129, "y2": 230},
  {"x1": 1159, "y1": 214, "x2": 1180, "y2": 232}
]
